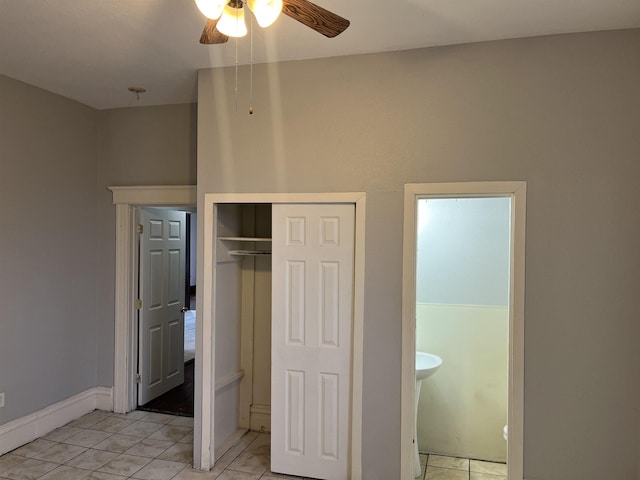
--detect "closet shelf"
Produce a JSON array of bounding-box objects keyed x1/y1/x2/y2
[{"x1": 228, "y1": 250, "x2": 272, "y2": 256}]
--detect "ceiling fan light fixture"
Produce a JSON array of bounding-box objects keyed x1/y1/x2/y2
[
  {"x1": 194, "y1": 0, "x2": 225, "y2": 20},
  {"x1": 217, "y1": 3, "x2": 248, "y2": 37},
  {"x1": 247, "y1": 0, "x2": 283, "y2": 28}
]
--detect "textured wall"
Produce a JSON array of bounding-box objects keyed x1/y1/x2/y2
[
  {"x1": 198, "y1": 29, "x2": 640, "y2": 479},
  {"x1": 0, "y1": 75, "x2": 99, "y2": 423},
  {"x1": 95, "y1": 103, "x2": 197, "y2": 387},
  {"x1": 0, "y1": 81, "x2": 197, "y2": 423}
]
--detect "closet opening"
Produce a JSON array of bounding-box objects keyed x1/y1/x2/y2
[
  {"x1": 214, "y1": 203, "x2": 273, "y2": 441},
  {"x1": 197, "y1": 192, "x2": 366, "y2": 479}
]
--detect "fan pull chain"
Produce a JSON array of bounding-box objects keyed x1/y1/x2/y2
[
  {"x1": 233, "y1": 5, "x2": 240, "y2": 113},
  {"x1": 234, "y1": 36, "x2": 239, "y2": 113},
  {"x1": 249, "y1": 14, "x2": 254, "y2": 115}
]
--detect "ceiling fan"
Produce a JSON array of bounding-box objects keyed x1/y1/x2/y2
[{"x1": 195, "y1": 0, "x2": 350, "y2": 45}]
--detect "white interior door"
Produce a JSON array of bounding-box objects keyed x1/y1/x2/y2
[
  {"x1": 271, "y1": 203, "x2": 354, "y2": 480},
  {"x1": 138, "y1": 207, "x2": 187, "y2": 405}
]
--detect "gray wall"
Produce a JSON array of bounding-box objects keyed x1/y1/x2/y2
[
  {"x1": 197, "y1": 29, "x2": 640, "y2": 479},
  {"x1": 95, "y1": 103, "x2": 198, "y2": 386},
  {"x1": 0, "y1": 75, "x2": 196, "y2": 424},
  {"x1": 0, "y1": 75, "x2": 99, "y2": 423}
]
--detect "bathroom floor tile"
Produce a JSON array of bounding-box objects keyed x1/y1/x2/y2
[
  {"x1": 470, "y1": 473, "x2": 507, "y2": 480},
  {"x1": 425, "y1": 466, "x2": 469, "y2": 480},
  {"x1": 427, "y1": 454, "x2": 470, "y2": 471},
  {"x1": 470, "y1": 460, "x2": 507, "y2": 476}
]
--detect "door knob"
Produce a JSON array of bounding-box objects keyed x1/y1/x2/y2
[{"x1": 181, "y1": 306, "x2": 189, "y2": 313}]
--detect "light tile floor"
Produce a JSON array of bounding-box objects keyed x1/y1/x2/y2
[
  {"x1": 417, "y1": 453, "x2": 507, "y2": 480},
  {"x1": 0, "y1": 411, "x2": 306, "y2": 480},
  {"x1": 0, "y1": 410, "x2": 508, "y2": 480}
]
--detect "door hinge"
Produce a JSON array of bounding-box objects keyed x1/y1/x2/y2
[
  {"x1": 135, "y1": 298, "x2": 142, "y2": 310},
  {"x1": 137, "y1": 224, "x2": 143, "y2": 234},
  {"x1": 136, "y1": 373, "x2": 141, "y2": 384}
]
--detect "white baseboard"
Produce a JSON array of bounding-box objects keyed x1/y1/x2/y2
[
  {"x1": 0, "y1": 386, "x2": 113, "y2": 456},
  {"x1": 249, "y1": 404, "x2": 270, "y2": 433}
]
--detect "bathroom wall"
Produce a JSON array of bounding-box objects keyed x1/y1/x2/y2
[
  {"x1": 416, "y1": 198, "x2": 510, "y2": 461},
  {"x1": 416, "y1": 304, "x2": 508, "y2": 461},
  {"x1": 416, "y1": 198, "x2": 510, "y2": 306}
]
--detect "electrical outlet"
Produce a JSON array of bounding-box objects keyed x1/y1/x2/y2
[{"x1": 0, "y1": 392, "x2": 4, "y2": 408}]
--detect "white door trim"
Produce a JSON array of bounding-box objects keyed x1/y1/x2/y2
[
  {"x1": 401, "y1": 182, "x2": 526, "y2": 480},
  {"x1": 199, "y1": 192, "x2": 366, "y2": 479},
  {"x1": 109, "y1": 185, "x2": 197, "y2": 415}
]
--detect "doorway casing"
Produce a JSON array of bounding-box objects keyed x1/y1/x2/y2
[
  {"x1": 401, "y1": 182, "x2": 526, "y2": 480},
  {"x1": 200, "y1": 193, "x2": 366, "y2": 478},
  {"x1": 110, "y1": 185, "x2": 197, "y2": 415}
]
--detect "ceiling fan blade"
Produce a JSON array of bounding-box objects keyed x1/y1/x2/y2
[
  {"x1": 282, "y1": 0, "x2": 350, "y2": 38},
  {"x1": 200, "y1": 19, "x2": 229, "y2": 44}
]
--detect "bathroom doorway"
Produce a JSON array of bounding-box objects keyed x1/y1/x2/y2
[
  {"x1": 401, "y1": 182, "x2": 526, "y2": 480},
  {"x1": 415, "y1": 197, "x2": 509, "y2": 477}
]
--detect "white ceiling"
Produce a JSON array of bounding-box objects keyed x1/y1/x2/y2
[{"x1": 1, "y1": 0, "x2": 639, "y2": 110}]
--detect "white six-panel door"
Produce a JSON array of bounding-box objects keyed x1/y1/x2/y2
[
  {"x1": 271, "y1": 204, "x2": 355, "y2": 480},
  {"x1": 138, "y1": 208, "x2": 187, "y2": 405}
]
